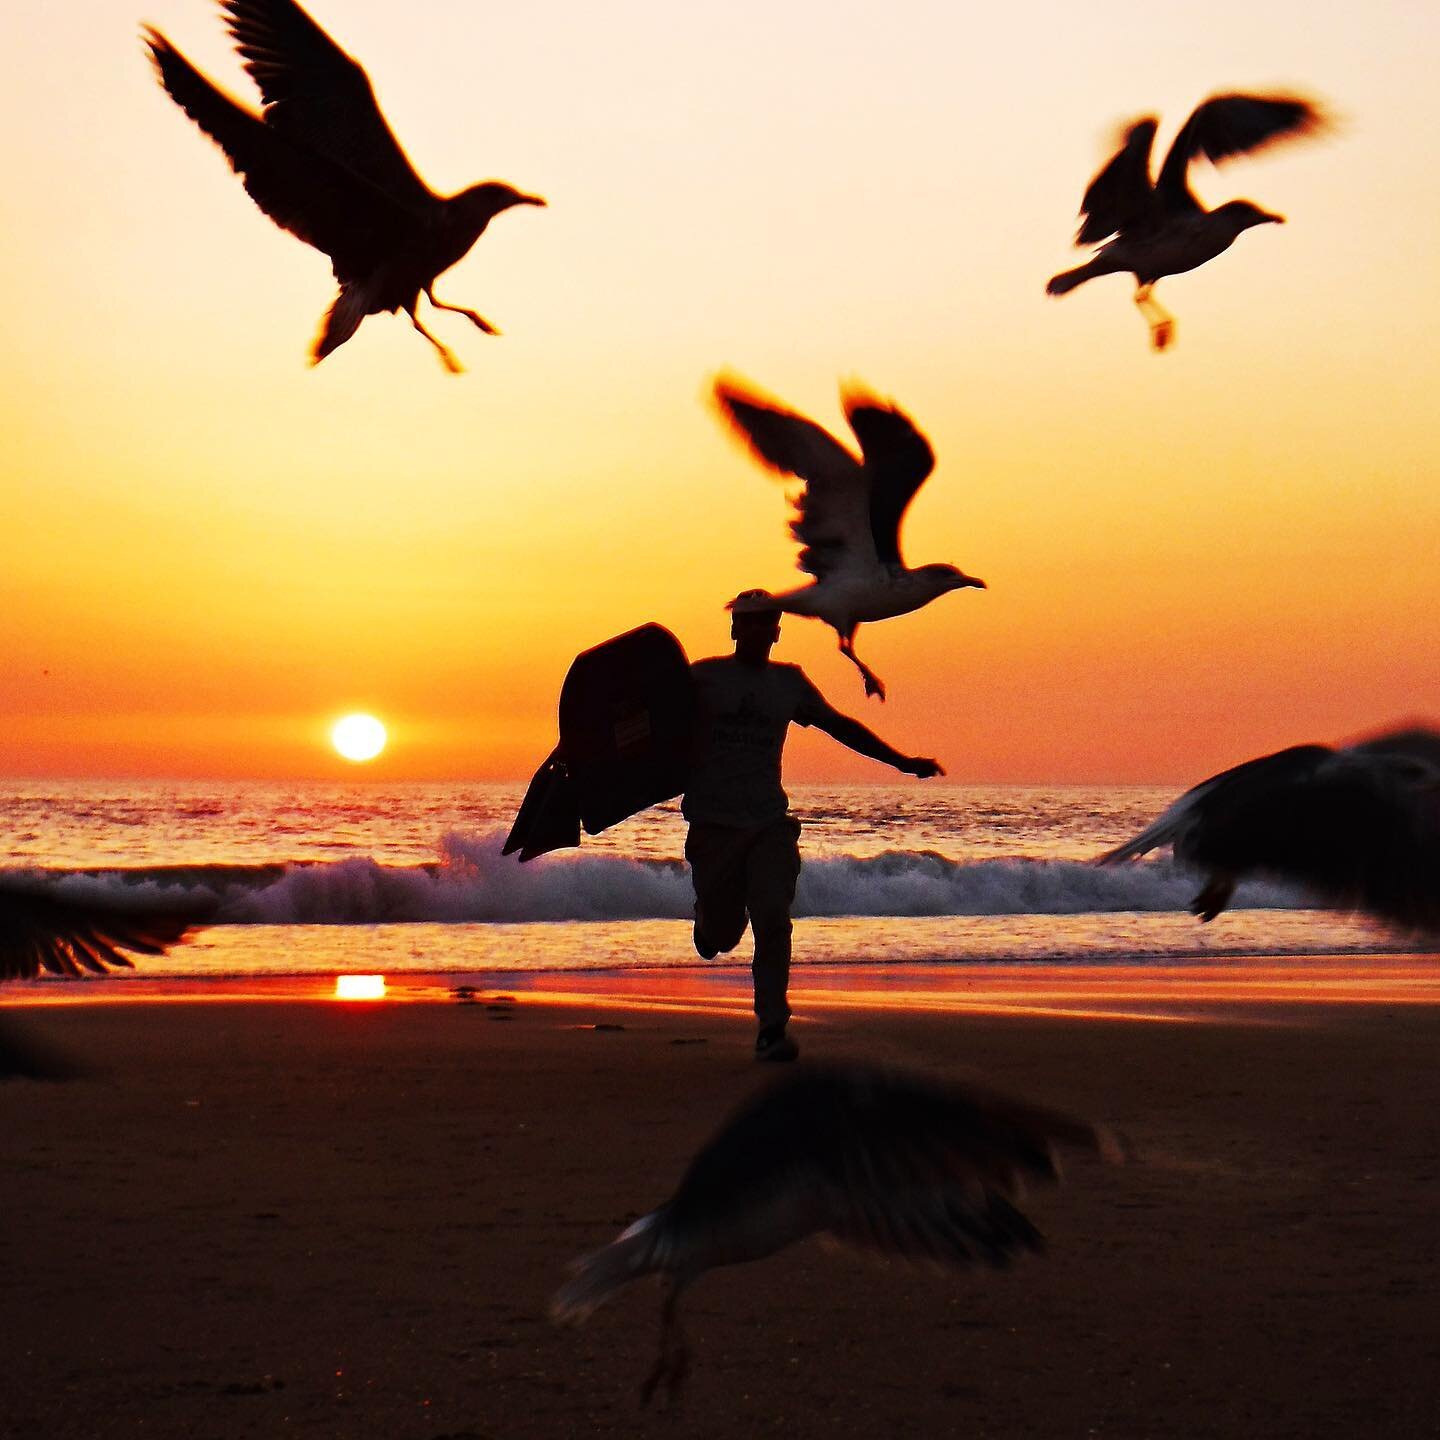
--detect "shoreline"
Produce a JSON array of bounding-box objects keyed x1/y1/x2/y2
[{"x1": 8, "y1": 952, "x2": 1440, "y2": 1017}]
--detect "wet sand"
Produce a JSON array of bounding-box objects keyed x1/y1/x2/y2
[{"x1": 5, "y1": 968, "x2": 1440, "y2": 1438}]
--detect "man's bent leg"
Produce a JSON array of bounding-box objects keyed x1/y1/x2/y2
[
  {"x1": 684, "y1": 824, "x2": 751, "y2": 959},
  {"x1": 744, "y1": 818, "x2": 802, "y2": 1032}
]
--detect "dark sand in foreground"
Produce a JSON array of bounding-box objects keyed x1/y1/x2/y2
[{"x1": 5, "y1": 973, "x2": 1440, "y2": 1439}]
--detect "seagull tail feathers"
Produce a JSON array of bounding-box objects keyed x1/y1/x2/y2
[
  {"x1": 549, "y1": 1211, "x2": 663, "y2": 1325},
  {"x1": 313, "y1": 286, "x2": 373, "y2": 365},
  {"x1": 1095, "y1": 773, "x2": 1224, "y2": 866},
  {"x1": 1046, "y1": 264, "x2": 1096, "y2": 297},
  {"x1": 1095, "y1": 806, "x2": 1191, "y2": 866}
]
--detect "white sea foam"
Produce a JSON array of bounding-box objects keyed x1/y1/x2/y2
[{"x1": 64, "y1": 828, "x2": 1303, "y2": 925}]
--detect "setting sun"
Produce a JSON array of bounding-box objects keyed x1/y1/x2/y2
[{"x1": 331, "y1": 713, "x2": 387, "y2": 763}]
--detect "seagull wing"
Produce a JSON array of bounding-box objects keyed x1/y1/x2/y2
[
  {"x1": 1350, "y1": 724, "x2": 1440, "y2": 771},
  {"x1": 1156, "y1": 92, "x2": 1328, "y2": 208},
  {"x1": 221, "y1": 0, "x2": 436, "y2": 208},
  {"x1": 1105, "y1": 730, "x2": 1440, "y2": 933},
  {"x1": 1097, "y1": 744, "x2": 1334, "y2": 864},
  {"x1": 844, "y1": 388, "x2": 935, "y2": 570},
  {"x1": 713, "y1": 376, "x2": 875, "y2": 578},
  {"x1": 145, "y1": 29, "x2": 415, "y2": 284},
  {"x1": 1317, "y1": 727, "x2": 1440, "y2": 930},
  {"x1": 667, "y1": 1064, "x2": 1121, "y2": 1272},
  {"x1": 0, "y1": 883, "x2": 201, "y2": 981},
  {"x1": 1075, "y1": 117, "x2": 1159, "y2": 244}
]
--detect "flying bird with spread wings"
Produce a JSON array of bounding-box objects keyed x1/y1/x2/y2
[
  {"x1": 143, "y1": 0, "x2": 546, "y2": 372},
  {"x1": 1099, "y1": 725, "x2": 1440, "y2": 930},
  {"x1": 0, "y1": 882, "x2": 205, "y2": 1079},
  {"x1": 1047, "y1": 91, "x2": 1330, "y2": 350},
  {"x1": 712, "y1": 376, "x2": 985, "y2": 701},
  {"x1": 551, "y1": 1061, "x2": 1124, "y2": 1405}
]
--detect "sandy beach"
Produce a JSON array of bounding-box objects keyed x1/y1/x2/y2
[{"x1": 6, "y1": 967, "x2": 1440, "y2": 1440}]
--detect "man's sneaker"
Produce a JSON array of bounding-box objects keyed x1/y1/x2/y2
[{"x1": 755, "y1": 1025, "x2": 799, "y2": 1063}]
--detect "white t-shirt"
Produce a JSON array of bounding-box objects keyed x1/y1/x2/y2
[{"x1": 682, "y1": 657, "x2": 828, "y2": 827}]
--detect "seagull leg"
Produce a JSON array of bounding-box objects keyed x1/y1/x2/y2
[
  {"x1": 425, "y1": 287, "x2": 500, "y2": 336},
  {"x1": 835, "y1": 633, "x2": 887, "y2": 699},
  {"x1": 1134, "y1": 285, "x2": 1176, "y2": 352},
  {"x1": 639, "y1": 1282, "x2": 690, "y2": 1408},
  {"x1": 1191, "y1": 871, "x2": 1236, "y2": 922},
  {"x1": 838, "y1": 632, "x2": 886, "y2": 702},
  {"x1": 405, "y1": 305, "x2": 464, "y2": 374}
]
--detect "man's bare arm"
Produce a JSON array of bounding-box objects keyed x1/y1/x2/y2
[{"x1": 810, "y1": 706, "x2": 944, "y2": 778}]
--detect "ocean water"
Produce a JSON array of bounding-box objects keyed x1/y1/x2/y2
[{"x1": 1, "y1": 779, "x2": 1419, "y2": 983}]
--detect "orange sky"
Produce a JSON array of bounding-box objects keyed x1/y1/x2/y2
[{"x1": 1, "y1": 0, "x2": 1436, "y2": 782}]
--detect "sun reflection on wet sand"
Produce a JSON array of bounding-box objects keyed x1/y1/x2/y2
[
  {"x1": 7, "y1": 956, "x2": 1437, "y2": 1024},
  {"x1": 334, "y1": 974, "x2": 387, "y2": 1001}
]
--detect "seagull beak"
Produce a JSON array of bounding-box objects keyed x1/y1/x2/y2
[
  {"x1": 523, "y1": 193, "x2": 548, "y2": 208},
  {"x1": 1265, "y1": 211, "x2": 1285, "y2": 225},
  {"x1": 955, "y1": 573, "x2": 986, "y2": 591}
]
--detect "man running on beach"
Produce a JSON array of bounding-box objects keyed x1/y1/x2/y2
[{"x1": 683, "y1": 593, "x2": 944, "y2": 1062}]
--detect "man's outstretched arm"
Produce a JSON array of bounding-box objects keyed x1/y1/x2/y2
[{"x1": 810, "y1": 705, "x2": 944, "y2": 778}]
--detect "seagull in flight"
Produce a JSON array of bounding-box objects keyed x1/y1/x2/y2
[
  {"x1": 551, "y1": 1061, "x2": 1124, "y2": 1405},
  {"x1": 1099, "y1": 724, "x2": 1440, "y2": 929},
  {"x1": 143, "y1": 0, "x2": 546, "y2": 372},
  {"x1": 0, "y1": 882, "x2": 205, "y2": 1078},
  {"x1": 1047, "y1": 92, "x2": 1329, "y2": 350},
  {"x1": 712, "y1": 376, "x2": 985, "y2": 701}
]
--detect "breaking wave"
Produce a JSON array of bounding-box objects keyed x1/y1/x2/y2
[{"x1": 13, "y1": 828, "x2": 1309, "y2": 925}]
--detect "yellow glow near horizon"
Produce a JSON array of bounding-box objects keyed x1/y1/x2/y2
[
  {"x1": 334, "y1": 974, "x2": 387, "y2": 1000},
  {"x1": 331, "y1": 714, "x2": 387, "y2": 763}
]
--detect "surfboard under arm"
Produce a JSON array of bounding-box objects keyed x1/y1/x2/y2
[
  {"x1": 504, "y1": 624, "x2": 694, "y2": 862},
  {"x1": 502, "y1": 749, "x2": 581, "y2": 862}
]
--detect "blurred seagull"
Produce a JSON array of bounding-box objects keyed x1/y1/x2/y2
[
  {"x1": 143, "y1": 0, "x2": 546, "y2": 372},
  {"x1": 1047, "y1": 92, "x2": 1329, "y2": 350},
  {"x1": 1098, "y1": 725, "x2": 1440, "y2": 929},
  {"x1": 712, "y1": 376, "x2": 985, "y2": 701},
  {"x1": 0, "y1": 882, "x2": 203, "y2": 1079},
  {"x1": 551, "y1": 1061, "x2": 1123, "y2": 1405}
]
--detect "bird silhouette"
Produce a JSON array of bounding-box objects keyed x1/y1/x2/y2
[
  {"x1": 551, "y1": 1061, "x2": 1123, "y2": 1405},
  {"x1": 712, "y1": 376, "x2": 985, "y2": 701},
  {"x1": 1098, "y1": 724, "x2": 1440, "y2": 928},
  {"x1": 143, "y1": 0, "x2": 546, "y2": 372},
  {"x1": 1047, "y1": 92, "x2": 1329, "y2": 350},
  {"x1": 0, "y1": 882, "x2": 203, "y2": 1079}
]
